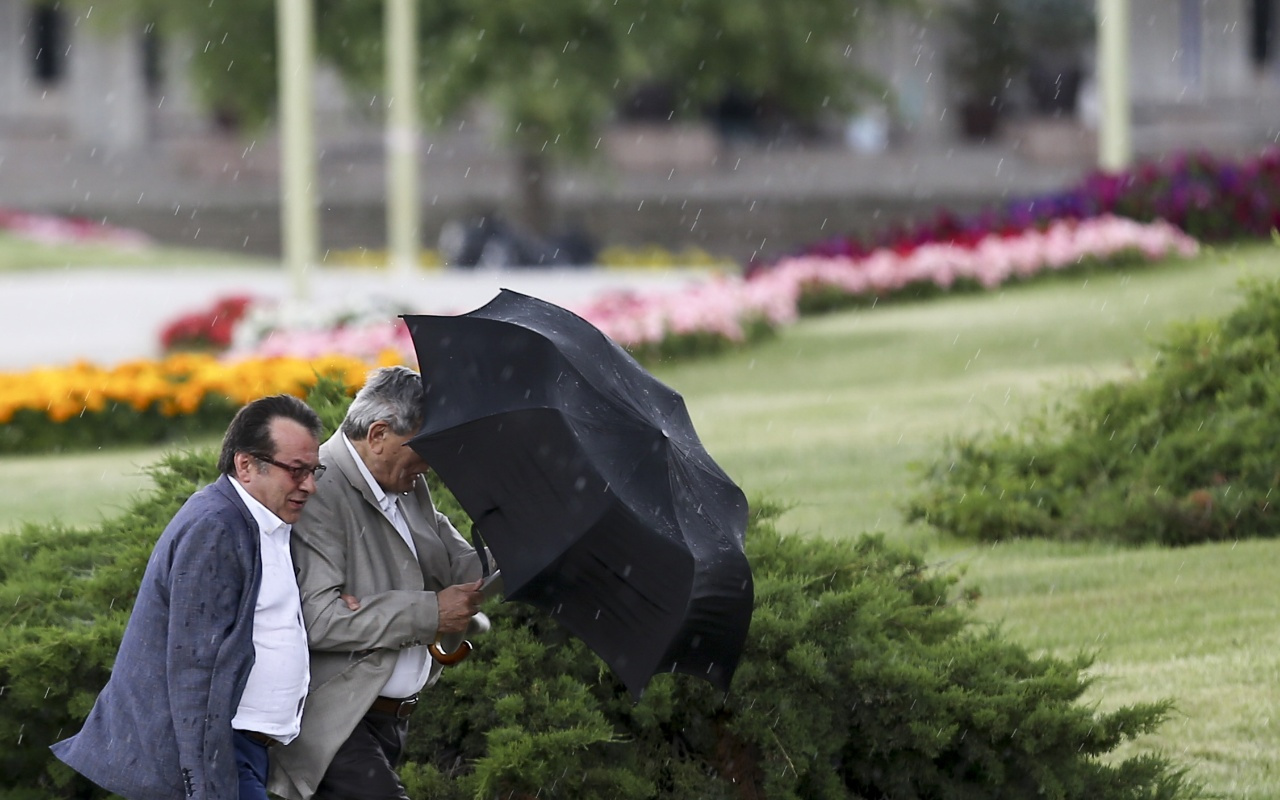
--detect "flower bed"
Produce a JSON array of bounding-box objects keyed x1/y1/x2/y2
[
  {"x1": 1, "y1": 215, "x2": 1203, "y2": 454},
  {"x1": 213, "y1": 275, "x2": 790, "y2": 366},
  {"x1": 1020, "y1": 147, "x2": 1280, "y2": 240},
  {"x1": 759, "y1": 147, "x2": 1278, "y2": 273},
  {"x1": 181, "y1": 215, "x2": 1196, "y2": 367},
  {"x1": 321, "y1": 244, "x2": 735, "y2": 271},
  {"x1": 0, "y1": 208, "x2": 152, "y2": 248},
  {"x1": 595, "y1": 244, "x2": 736, "y2": 270},
  {"x1": 0, "y1": 353, "x2": 377, "y2": 454},
  {"x1": 575, "y1": 274, "x2": 797, "y2": 362},
  {"x1": 753, "y1": 215, "x2": 1199, "y2": 315}
]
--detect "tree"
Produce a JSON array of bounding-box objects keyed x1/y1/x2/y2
[
  {"x1": 317, "y1": 0, "x2": 650, "y2": 235},
  {"x1": 323, "y1": 0, "x2": 911, "y2": 233},
  {"x1": 72, "y1": 0, "x2": 912, "y2": 234}
]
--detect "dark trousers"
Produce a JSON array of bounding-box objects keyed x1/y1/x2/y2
[
  {"x1": 313, "y1": 708, "x2": 411, "y2": 800},
  {"x1": 231, "y1": 731, "x2": 270, "y2": 800}
]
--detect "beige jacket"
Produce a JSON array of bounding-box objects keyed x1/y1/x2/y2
[{"x1": 269, "y1": 432, "x2": 484, "y2": 800}]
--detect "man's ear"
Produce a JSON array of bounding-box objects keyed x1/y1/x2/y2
[
  {"x1": 233, "y1": 452, "x2": 256, "y2": 482},
  {"x1": 367, "y1": 420, "x2": 389, "y2": 451}
]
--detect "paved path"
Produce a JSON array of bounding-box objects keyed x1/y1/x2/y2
[{"x1": 0, "y1": 264, "x2": 711, "y2": 371}]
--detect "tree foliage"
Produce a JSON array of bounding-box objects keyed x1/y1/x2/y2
[
  {"x1": 318, "y1": 0, "x2": 904, "y2": 145},
  {"x1": 80, "y1": 0, "x2": 911, "y2": 140},
  {"x1": 67, "y1": 0, "x2": 911, "y2": 229},
  {"x1": 404, "y1": 514, "x2": 1199, "y2": 799},
  {"x1": 908, "y1": 275, "x2": 1280, "y2": 546},
  {"x1": 1, "y1": 383, "x2": 1200, "y2": 799}
]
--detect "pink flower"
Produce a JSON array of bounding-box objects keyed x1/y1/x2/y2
[
  {"x1": 759, "y1": 215, "x2": 1200, "y2": 306},
  {"x1": 0, "y1": 207, "x2": 152, "y2": 248},
  {"x1": 209, "y1": 214, "x2": 1200, "y2": 368}
]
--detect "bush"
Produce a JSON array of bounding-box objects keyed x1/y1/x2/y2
[
  {"x1": 2, "y1": 497, "x2": 1202, "y2": 800},
  {"x1": 1, "y1": 384, "x2": 1199, "y2": 799},
  {"x1": 401, "y1": 511, "x2": 1202, "y2": 799},
  {"x1": 908, "y1": 275, "x2": 1280, "y2": 546},
  {"x1": 0, "y1": 400, "x2": 239, "y2": 455}
]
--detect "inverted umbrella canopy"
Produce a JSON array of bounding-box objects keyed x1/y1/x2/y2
[{"x1": 403, "y1": 290, "x2": 752, "y2": 699}]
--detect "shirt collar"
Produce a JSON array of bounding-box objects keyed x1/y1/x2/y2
[
  {"x1": 341, "y1": 431, "x2": 394, "y2": 513},
  {"x1": 229, "y1": 473, "x2": 289, "y2": 536}
]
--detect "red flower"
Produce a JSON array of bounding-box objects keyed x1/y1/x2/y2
[{"x1": 159, "y1": 294, "x2": 257, "y2": 353}]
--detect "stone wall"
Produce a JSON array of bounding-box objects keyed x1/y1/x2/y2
[{"x1": 79, "y1": 192, "x2": 1001, "y2": 267}]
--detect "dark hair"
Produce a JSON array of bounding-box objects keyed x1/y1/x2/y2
[{"x1": 216, "y1": 394, "x2": 324, "y2": 474}]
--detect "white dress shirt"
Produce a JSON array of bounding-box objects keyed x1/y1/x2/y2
[
  {"x1": 228, "y1": 477, "x2": 310, "y2": 744},
  {"x1": 341, "y1": 433, "x2": 433, "y2": 699}
]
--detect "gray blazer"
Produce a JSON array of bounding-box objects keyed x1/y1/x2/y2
[
  {"x1": 51, "y1": 476, "x2": 261, "y2": 800},
  {"x1": 269, "y1": 432, "x2": 484, "y2": 800}
]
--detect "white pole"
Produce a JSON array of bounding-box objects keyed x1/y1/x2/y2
[
  {"x1": 277, "y1": 0, "x2": 318, "y2": 304},
  {"x1": 386, "y1": 0, "x2": 420, "y2": 277},
  {"x1": 1097, "y1": 0, "x2": 1132, "y2": 171}
]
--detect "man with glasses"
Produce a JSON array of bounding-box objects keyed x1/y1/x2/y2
[
  {"x1": 270, "y1": 366, "x2": 489, "y2": 800},
  {"x1": 53, "y1": 394, "x2": 326, "y2": 800}
]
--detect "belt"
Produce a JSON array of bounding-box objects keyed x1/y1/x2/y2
[
  {"x1": 369, "y1": 694, "x2": 419, "y2": 719},
  {"x1": 238, "y1": 730, "x2": 281, "y2": 748}
]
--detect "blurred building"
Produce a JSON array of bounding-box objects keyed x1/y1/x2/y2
[
  {"x1": 0, "y1": 0, "x2": 1276, "y2": 263},
  {"x1": 1, "y1": 2, "x2": 190, "y2": 150},
  {"x1": 2, "y1": 0, "x2": 1275, "y2": 156},
  {"x1": 850, "y1": 0, "x2": 1278, "y2": 155},
  {"x1": 0, "y1": 1, "x2": 363, "y2": 154}
]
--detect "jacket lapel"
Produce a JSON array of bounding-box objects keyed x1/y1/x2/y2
[
  {"x1": 322, "y1": 433, "x2": 424, "y2": 588},
  {"x1": 212, "y1": 473, "x2": 257, "y2": 533}
]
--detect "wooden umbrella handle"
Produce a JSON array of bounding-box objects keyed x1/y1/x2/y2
[{"x1": 428, "y1": 637, "x2": 473, "y2": 665}]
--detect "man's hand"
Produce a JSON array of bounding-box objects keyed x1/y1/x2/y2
[
  {"x1": 436, "y1": 579, "x2": 484, "y2": 634},
  {"x1": 340, "y1": 593, "x2": 360, "y2": 611}
]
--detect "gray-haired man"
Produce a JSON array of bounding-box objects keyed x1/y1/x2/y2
[{"x1": 270, "y1": 366, "x2": 488, "y2": 800}]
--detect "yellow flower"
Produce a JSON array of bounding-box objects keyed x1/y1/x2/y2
[
  {"x1": 1, "y1": 350, "x2": 399, "y2": 432},
  {"x1": 376, "y1": 349, "x2": 409, "y2": 369},
  {"x1": 47, "y1": 397, "x2": 82, "y2": 423}
]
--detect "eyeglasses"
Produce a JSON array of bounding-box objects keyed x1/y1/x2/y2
[{"x1": 252, "y1": 454, "x2": 327, "y2": 484}]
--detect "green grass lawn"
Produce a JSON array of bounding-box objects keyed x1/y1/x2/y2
[
  {"x1": 0, "y1": 439, "x2": 217, "y2": 532},
  {"x1": 665, "y1": 244, "x2": 1279, "y2": 546},
  {"x1": 0, "y1": 231, "x2": 271, "y2": 270},
  {"x1": 5, "y1": 241, "x2": 1280, "y2": 797}
]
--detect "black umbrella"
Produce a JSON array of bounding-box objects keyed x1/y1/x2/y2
[{"x1": 402, "y1": 290, "x2": 752, "y2": 700}]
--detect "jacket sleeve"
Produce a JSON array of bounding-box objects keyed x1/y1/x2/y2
[
  {"x1": 291, "y1": 488, "x2": 441, "y2": 653},
  {"x1": 163, "y1": 514, "x2": 252, "y2": 800},
  {"x1": 434, "y1": 505, "x2": 489, "y2": 585}
]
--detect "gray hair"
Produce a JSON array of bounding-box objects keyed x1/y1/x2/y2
[{"x1": 341, "y1": 365, "x2": 424, "y2": 440}]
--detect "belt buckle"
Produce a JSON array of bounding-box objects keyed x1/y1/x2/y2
[{"x1": 396, "y1": 695, "x2": 418, "y2": 719}]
